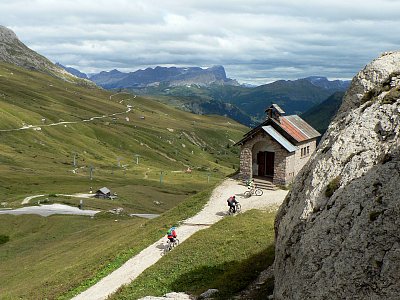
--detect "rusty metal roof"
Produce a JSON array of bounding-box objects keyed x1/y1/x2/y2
[
  {"x1": 235, "y1": 113, "x2": 320, "y2": 146},
  {"x1": 262, "y1": 126, "x2": 297, "y2": 152},
  {"x1": 280, "y1": 115, "x2": 320, "y2": 142}
]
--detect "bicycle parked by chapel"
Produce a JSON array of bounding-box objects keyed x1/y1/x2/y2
[{"x1": 244, "y1": 179, "x2": 263, "y2": 198}]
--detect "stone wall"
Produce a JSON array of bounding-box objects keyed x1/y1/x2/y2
[
  {"x1": 272, "y1": 143, "x2": 288, "y2": 185},
  {"x1": 294, "y1": 140, "x2": 317, "y2": 178}
]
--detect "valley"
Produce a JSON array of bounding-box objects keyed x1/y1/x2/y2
[
  {"x1": 0, "y1": 60, "x2": 248, "y2": 299},
  {"x1": 0, "y1": 61, "x2": 246, "y2": 210}
]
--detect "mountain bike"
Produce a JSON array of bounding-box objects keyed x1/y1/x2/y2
[
  {"x1": 228, "y1": 202, "x2": 241, "y2": 215},
  {"x1": 163, "y1": 238, "x2": 180, "y2": 255},
  {"x1": 244, "y1": 186, "x2": 263, "y2": 198}
]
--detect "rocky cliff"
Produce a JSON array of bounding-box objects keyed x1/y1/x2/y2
[
  {"x1": 0, "y1": 25, "x2": 93, "y2": 86},
  {"x1": 274, "y1": 52, "x2": 400, "y2": 299}
]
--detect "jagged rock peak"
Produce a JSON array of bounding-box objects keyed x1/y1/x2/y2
[
  {"x1": 273, "y1": 51, "x2": 400, "y2": 300},
  {"x1": 0, "y1": 25, "x2": 18, "y2": 42}
]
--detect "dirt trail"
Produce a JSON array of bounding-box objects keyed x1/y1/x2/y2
[
  {"x1": 72, "y1": 179, "x2": 288, "y2": 300},
  {"x1": 21, "y1": 193, "x2": 94, "y2": 204}
]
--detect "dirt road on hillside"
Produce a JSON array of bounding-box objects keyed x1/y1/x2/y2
[{"x1": 72, "y1": 179, "x2": 288, "y2": 300}]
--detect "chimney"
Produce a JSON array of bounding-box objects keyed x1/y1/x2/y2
[
  {"x1": 266, "y1": 107, "x2": 273, "y2": 120},
  {"x1": 265, "y1": 104, "x2": 285, "y2": 122}
]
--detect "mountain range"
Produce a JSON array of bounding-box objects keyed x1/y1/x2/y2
[
  {"x1": 88, "y1": 65, "x2": 239, "y2": 89},
  {"x1": 124, "y1": 76, "x2": 350, "y2": 127}
]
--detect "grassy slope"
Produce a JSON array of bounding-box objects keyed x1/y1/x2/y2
[
  {"x1": 0, "y1": 61, "x2": 247, "y2": 207},
  {"x1": 0, "y1": 61, "x2": 249, "y2": 299},
  {"x1": 111, "y1": 209, "x2": 276, "y2": 300},
  {"x1": 0, "y1": 184, "x2": 214, "y2": 300}
]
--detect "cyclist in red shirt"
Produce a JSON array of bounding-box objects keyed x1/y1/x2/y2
[{"x1": 167, "y1": 226, "x2": 177, "y2": 243}]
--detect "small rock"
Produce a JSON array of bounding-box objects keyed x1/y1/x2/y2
[
  {"x1": 139, "y1": 292, "x2": 192, "y2": 300},
  {"x1": 199, "y1": 289, "x2": 219, "y2": 299}
]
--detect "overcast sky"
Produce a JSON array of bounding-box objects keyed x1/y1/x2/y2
[{"x1": 1, "y1": 0, "x2": 400, "y2": 84}]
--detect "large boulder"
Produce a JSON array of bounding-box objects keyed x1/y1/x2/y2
[{"x1": 274, "y1": 52, "x2": 400, "y2": 299}]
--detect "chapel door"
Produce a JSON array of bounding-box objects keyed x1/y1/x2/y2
[
  {"x1": 257, "y1": 152, "x2": 265, "y2": 176},
  {"x1": 265, "y1": 151, "x2": 275, "y2": 177}
]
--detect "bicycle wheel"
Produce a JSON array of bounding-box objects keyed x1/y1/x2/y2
[
  {"x1": 236, "y1": 203, "x2": 242, "y2": 213},
  {"x1": 255, "y1": 189, "x2": 263, "y2": 196},
  {"x1": 163, "y1": 240, "x2": 171, "y2": 254},
  {"x1": 244, "y1": 191, "x2": 251, "y2": 198},
  {"x1": 173, "y1": 239, "x2": 180, "y2": 247}
]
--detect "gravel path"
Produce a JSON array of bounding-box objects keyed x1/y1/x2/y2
[
  {"x1": 21, "y1": 193, "x2": 95, "y2": 205},
  {"x1": 72, "y1": 179, "x2": 288, "y2": 300}
]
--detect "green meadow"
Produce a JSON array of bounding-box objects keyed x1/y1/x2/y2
[{"x1": 111, "y1": 209, "x2": 276, "y2": 300}]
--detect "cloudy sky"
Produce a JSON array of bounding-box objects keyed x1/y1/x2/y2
[{"x1": 1, "y1": 0, "x2": 400, "y2": 84}]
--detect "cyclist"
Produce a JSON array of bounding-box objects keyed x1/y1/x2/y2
[
  {"x1": 167, "y1": 226, "x2": 177, "y2": 243},
  {"x1": 246, "y1": 178, "x2": 255, "y2": 189},
  {"x1": 227, "y1": 195, "x2": 238, "y2": 213}
]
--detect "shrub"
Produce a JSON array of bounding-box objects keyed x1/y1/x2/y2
[
  {"x1": 360, "y1": 87, "x2": 382, "y2": 104},
  {"x1": 381, "y1": 87, "x2": 400, "y2": 104},
  {"x1": 325, "y1": 176, "x2": 342, "y2": 198},
  {"x1": 0, "y1": 234, "x2": 10, "y2": 245}
]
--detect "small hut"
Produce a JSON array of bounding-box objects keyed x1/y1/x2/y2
[{"x1": 95, "y1": 187, "x2": 112, "y2": 199}]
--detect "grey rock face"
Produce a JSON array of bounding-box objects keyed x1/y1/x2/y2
[
  {"x1": 0, "y1": 25, "x2": 64, "y2": 74},
  {"x1": 0, "y1": 25, "x2": 93, "y2": 86},
  {"x1": 274, "y1": 52, "x2": 400, "y2": 300}
]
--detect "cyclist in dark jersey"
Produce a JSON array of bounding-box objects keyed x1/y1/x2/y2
[{"x1": 227, "y1": 195, "x2": 238, "y2": 213}]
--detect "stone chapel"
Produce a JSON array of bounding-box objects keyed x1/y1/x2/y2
[{"x1": 235, "y1": 104, "x2": 320, "y2": 185}]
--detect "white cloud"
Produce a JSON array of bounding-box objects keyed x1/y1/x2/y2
[{"x1": 1, "y1": 0, "x2": 400, "y2": 83}]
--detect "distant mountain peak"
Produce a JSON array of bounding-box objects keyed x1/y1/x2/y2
[
  {"x1": 90, "y1": 65, "x2": 238, "y2": 89},
  {"x1": 303, "y1": 76, "x2": 350, "y2": 91},
  {"x1": 56, "y1": 63, "x2": 88, "y2": 79}
]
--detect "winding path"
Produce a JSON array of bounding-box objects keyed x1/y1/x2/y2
[
  {"x1": 72, "y1": 179, "x2": 288, "y2": 300},
  {"x1": 21, "y1": 193, "x2": 94, "y2": 205},
  {"x1": 0, "y1": 92, "x2": 135, "y2": 133}
]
